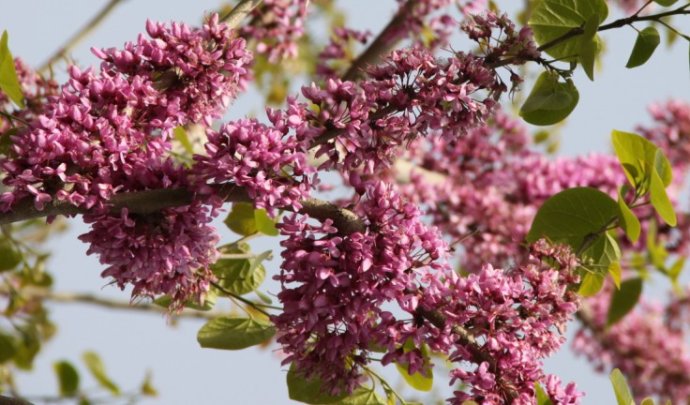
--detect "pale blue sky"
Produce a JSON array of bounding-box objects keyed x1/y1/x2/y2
[{"x1": 2, "y1": 1, "x2": 690, "y2": 404}]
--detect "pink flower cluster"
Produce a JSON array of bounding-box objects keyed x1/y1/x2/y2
[
  {"x1": 1, "y1": 15, "x2": 252, "y2": 307},
  {"x1": 421, "y1": 240, "x2": 582, "y2": 404},
  {"x1": 193, "y1": 111, "x2": 316, "y2": 215},
  {"x1": 79, "y1": 163, "x2": 219, "y2": 310},
  {"x1": 1, "y1": 15, "x2": 251, "y2": 213},
  {"x1": 573, "y1": 284, "x2": 690, "y2": 403},
  {"x1": 304, "y1": 47, "x2": 502, "y2": 175},
  {"x1": 462, "y1": 12, "x2": 540, "y2": 70},
  {"x1": 240, "y1": 0, "x2": 310, "y2": 62},
  {"x1": 273, "y1": 181, "x2": 448, "y2": 393}
]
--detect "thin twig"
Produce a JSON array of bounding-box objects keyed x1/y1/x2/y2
[
  {"x1": 220, "y1": 0, "x2": 264, "y2": 28},
  {"x1": 38, "y1": 0, "x2": 125, "y2": 74},
  {"x1": 17, "y1": 290, "x2": 221, "y2": 320}
]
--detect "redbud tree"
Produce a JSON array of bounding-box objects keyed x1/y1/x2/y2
[{"x1": 1, "y1": 0, "x2": 690, "y2": 404}]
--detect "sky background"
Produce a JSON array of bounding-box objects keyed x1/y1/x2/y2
[{"x1": 2, "y1": 0, "x2": 690, "y2": 404}]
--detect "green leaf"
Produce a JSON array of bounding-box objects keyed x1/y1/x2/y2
[
  {"x1": 212, "y1": 251, "x2": 269, "y2": 296},
  {"x1": 668, "y1": 257, "x2": 685, "y2": 281},
  {"x1": 394, "y1": 340, "x2": 433, "y2": 391},
  {"x1": 653, "y1": 0, "x2": 678, "y2": 6},
  {"x1": 610, "y1": 369, "x2": 635, "y2": 405},
  {"x1": 153, "y1": 289, "x2": 217, "y2": 311},
  {"x1": 582, "y1": 232, "x2": 620, "y2": 267},
  {"x1": 0, "y1": 239, "x2": 21, "y2": 271},
  {"x1": 579, "y1": 15, "x2": 600, "y2": 80},
  {"x1": 527, "y1": 187, "x2": 618, "y2": 250},
  {"x1": 611, "y1": 130, "x2": 672, "y2": 189},
  {"x1": 607, "y1": 278, "x2": 643, "y2": 326},
  {"x1": 608, "y1": 261, "x2": 622, "y2": 289},
  {"x1": 626, "y1": 26, "x2": 661, "y2": 68},
  {"x1": 213, "y1": 259, "x2": 265, "y2": 295},
  {"x1": 225, "y1": 202, "x2": 258, "y2": 236},
  {"x1": 0, "y1": 333, "x2": 17, "y2": 363},
  {"x1": 535, "y1": 382, "x2": 555, "y2": 405},
  {"x1": 173, "y1": 126, "x2": 194, "y2": 154},
  {"x1": 617, "y1": 188, "x2": 641, "y2": 243},
  {"x1": 519, "y1": 71, "x2": 579, "y2": 126},
  {"x1": 640, "y1": 398, "x2": 656, "y2": 405},
  {"x1": 529, "y1": 0, "x2": 608, "y2": 62},
  {"x1": 395, "y1": 363, "x2": 433, "y2": 392},
  {"x1": 82, "y1": 352, "x2": 119, "y2": 395},
  {"x1": 649, "y1": 168, "x2": 677, "y2": 226},
  {"x1": 578, "y1": 272, "x2": 605, "y2": 296},
  {"x1": 254, "y1": 208, "x2": 279, "y2": 236},
  {"x1": 287, "y1": 364, "x2": 347, "y2": 404},
  {"x1": 0, "y1": 31, "x2": 24, "y2": 108},
  {"x1": 53, "y1": 360, "x2": 80, "y2": 397},
  {"x1": 337, "y1": 387, "x2": 386, "y2": 405},
  {"x1": 197, "y1": 317, "x2": 275, "y2": 350},
  {"x1": 13, "y1": 326, "x2": 40, "y2": 370}
]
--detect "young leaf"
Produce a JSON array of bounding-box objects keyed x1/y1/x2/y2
[
  {"x1": 608, "y1": 262, "x2": 622, "y2": 289},
  {"x1": 53, "y1": 360, "x2": 80, "y2": 397},
  {"x1": 394, "y1": 339, "x2": 433, "y2": 391},
  {"x1": 286, "y1": 364, "x2": 347, "y2": 404},
  {"x1": 535, "y1": 382, "x2": 555, "y2": 405},
  {"x1": 254, "y1": 208, "x2": 279, "y2": 236},
  {"x1": 611, "y1": 130, "x2": 672, "y2": 189},
  {"x1": 640, "y1": 398, "x2": 656, "y2": 405},
  {"x1": 212, "y1": 258, "x2": 266, "y2": 295},
  {"x1": 140, "y1": 372, "x2": 158, "y2": 396},
  {"x1": 0, "y1": 333, "x2": 17, "y2": 363},
  {"x1": 578, "y1": 272, "x2": 605, "y2": 296},
  {"x1": 529, "y1": 0, "x2": 609, "y2": 62},
  {"x1": 0, "y1": 31, "x2": 24, "y2": 108},
  {"x1": 0, "y1": 239, "x2": 21, "y2": 271},
  {"x1": 153, "y1": 289, "x2": 217, "y2": 311},
  {"x1": 617, "y1": 188, "x2": 641, "y2": 243},
  {"x1": 339, "y1": 387, "x2": 387, "y2": 405},
  {"x1": 519, "y1": 71, "x2": 579, "y2": 126},
  {"x1": 653, "y1": 0, "x2": 678, "y2": 6},
  {"x1": 649, "y1": 169, "x2": 677, "y2": 226},
  {"x1": 82, "y1": 352, "x2": 120, "y2": 395},
  {"x1": 197, "y1": 317, "x2": 275, "y2": 350},
  {"x1": 527, "y1": 187, "x2": 618, "y2": 250},
  {"x1": 579, "y1": 15, "x2": 601, "y2": 80},
  {"x1": 626, "y1": 26, "x2": 661, "y2": 68},
  {"x1": 581, "y1": 232, "x2": 621, "y2": 267},
  {"x1": 610, "y1": 369, "x2": 635, "y2": 405},
  {"x1": 668, "y1": 257, "x2": 685, "y2": 281},
  {"x1": 607, "y1": 277, "x2": 643, "y2": 326},
  {"x1": 173, "y1": 126, "x2": 194, "y2": 154},
  {"x1": 224, "y1": 202, "x2": 258, "y2": 236}
]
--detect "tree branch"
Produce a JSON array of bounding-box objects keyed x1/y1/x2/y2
[
  {"x1": 0, "y1": 184, "x2": 366, "y2": 234},
  {"x1": 38, "y1": 0, "x2": 125, "y2": 74},
  {"x1": 342, "y1": 0, "x2": 418, "y2": 81},
  {"x1": 220, "y1": 0, "x2": 264, "y2": 27},
  {"x1": 416, "y1": 306, "x2": 518, "y2": 401},
  {"x1": 9, "y1": 289, "x2": 220, "y2": 320}
]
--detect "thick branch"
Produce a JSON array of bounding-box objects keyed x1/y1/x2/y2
[{"x1": 0, "y1": 185, "x2": 366, "y2": 234}]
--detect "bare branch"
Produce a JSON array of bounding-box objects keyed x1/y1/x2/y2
[{"x1": 38, "y1": 0, "x2": 125, "y2": 74}]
